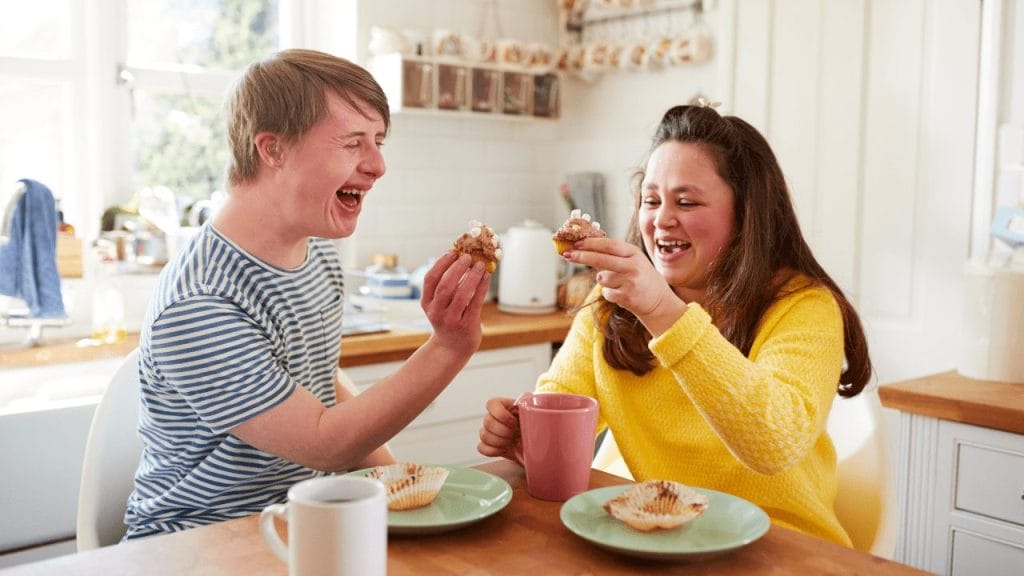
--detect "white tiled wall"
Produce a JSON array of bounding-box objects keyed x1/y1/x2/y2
[
  {"x1": 345, "y1": 0, "x2": 723, "y2": 271},
  {"x1": 350, "y1": 116, "x2": 562, "y2": 270},
  {"x1": 344, "y1": 0, "x2": 565, "y2": 271}
]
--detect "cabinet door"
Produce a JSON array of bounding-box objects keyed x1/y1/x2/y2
[
  {"x1": 930, "y1": 419, "x2": 1024, "y2": 575},
  {"x1": 950, "y1": 530, "x2": 1024, "y2": 576},
  {"x1": 345, "y1": 344, "x2": 551, "y2": 465}
]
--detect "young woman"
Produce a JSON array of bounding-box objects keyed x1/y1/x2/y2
[{"x1": 478, "y1": 103, "x2": 872, "y2": 546}]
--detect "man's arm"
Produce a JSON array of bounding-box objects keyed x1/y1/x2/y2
[{"x1": 334, "y1": 368, "x2": 397, "y2": 468}]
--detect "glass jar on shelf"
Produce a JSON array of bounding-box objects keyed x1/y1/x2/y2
[
  {"x1": 401, "y1": 60, "x2": 434, "y2": 109},
  {"x1": 437, "y1": 64, "x2": 468, "y2": 111},
  {"x1": 471, "y1": 68, "x2": 500, "y2": 113},
  {"x1": 533, "y1": 74, "x2": 560, "y2": 118},
  {"x1": 502, "y1": 72, "x2": 533, "y2": 116}
]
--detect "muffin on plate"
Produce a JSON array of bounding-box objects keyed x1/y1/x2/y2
[
  {"x1": 553, "y1": 209, "x2": 606, "y2": 255},
  {"x1": 453, "y1": 220, "x2": 502, "y2": 273},
  {"x1": 368, "y1": 462, "x2": 450, "y2": 511},
  {"x1": 602, "y1": 480, "x2": 709, "y2": 532}
]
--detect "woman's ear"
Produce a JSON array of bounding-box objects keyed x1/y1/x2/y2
[{"x1": 254, "y1": 132, "x2": 284, "y2": 168}]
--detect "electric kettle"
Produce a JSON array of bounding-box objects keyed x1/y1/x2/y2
[{"x1": 498, "y1": 220, "x2": 559, "y2": 314}]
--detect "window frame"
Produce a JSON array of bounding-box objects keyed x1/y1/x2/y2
[{"x1": 2, "y1": 0, "x2": 345, "y2": 240}]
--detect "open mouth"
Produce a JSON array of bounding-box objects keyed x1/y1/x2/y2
[
  {"x1": 656, "y1": 239, "x2": 691, "y2": 255},
  {"x1": 336, "y1": 188, "x2": 364, "y2": 209}
]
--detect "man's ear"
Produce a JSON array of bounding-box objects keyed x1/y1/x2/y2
[{"x1": 254, "y1": 132, "x2": 284, "y2": 168}]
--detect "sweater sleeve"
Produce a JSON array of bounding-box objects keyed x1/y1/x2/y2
[{"x1": 649, "y1": 286, "x2": 844, "y2": 475}]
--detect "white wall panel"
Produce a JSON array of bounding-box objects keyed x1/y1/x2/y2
[
  {"x1": 813, "y1": 0, "x2": 865, "y2": 295},
  {"x1": 731, "y1": 0, "x2": 772, "y2": 127},
  {"x1": 860, "y1": 0, "x2": 924, "y2": 322},
  {"x1": 769, "y1": 0, "x2": 822, "y2": 241},
  {"x1": 727, "y1": 0, "x2": 979, "y2": 384}
]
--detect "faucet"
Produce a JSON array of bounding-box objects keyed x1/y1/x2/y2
[{"x1": 0, "y1": 181, "x2": 72, "y2": 346}]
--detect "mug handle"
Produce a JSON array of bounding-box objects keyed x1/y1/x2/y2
[
  {"x1": 259, "y1": 503, "x2": 289, "y2": 562},
  {"x1": 509, "y1": 393, "x2": 532, "y2": 467}
]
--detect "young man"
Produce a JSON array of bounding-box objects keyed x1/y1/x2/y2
[{"x1": 125, "y1": 49, "x2": 490, "y2": 539}]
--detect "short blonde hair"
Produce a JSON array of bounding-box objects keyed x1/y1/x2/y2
[{"x1": 224, "y1": 49, "x2": 390, "y2": 186}]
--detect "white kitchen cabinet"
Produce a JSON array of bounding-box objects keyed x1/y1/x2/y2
[
  {"x1": 344, "y1": 343, "x2": 551, "y2": 466},
  {"x1": 895, "y1": 415, "x2": 1024, "y2": 575}
]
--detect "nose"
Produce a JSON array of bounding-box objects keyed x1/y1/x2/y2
[
  {"x1": 361, "y1": 145, "x2": 386, "y2": 180},
  {"x1": 653, "y1": 204, "x2": 676, "y2": 229}
]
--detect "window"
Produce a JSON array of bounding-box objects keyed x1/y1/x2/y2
[
  {"x1": 1, "y1": 1, "x2": 290, "y2": 239},
  {"x1": 0, "y1": 1, "x2": 78, "y2": 222},
  {"x1": 123, "y1": 0, "x2": 280, "y2": 207}
]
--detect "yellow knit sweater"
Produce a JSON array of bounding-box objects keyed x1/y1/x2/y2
[{"x1": 537, "y1": 276, "x2": 851, "y2": 546}]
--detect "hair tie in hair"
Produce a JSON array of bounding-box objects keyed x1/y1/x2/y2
[{"x1": 695, "y1": 96, "x2": 721, "y2": 109}]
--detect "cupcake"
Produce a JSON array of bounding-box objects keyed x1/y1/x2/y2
[
  {"x1": 553, "y1": 209, "x2": 606, "y2": 254},
  {"x1": 368, "y1": 462, "x2": 450, "y2": 511},
  {"x1": 602, "y1": 480, "x2": 709, "y2": 532},
  {"x1": 453, "y1": 220, "x2": 502, "y2": 273}
]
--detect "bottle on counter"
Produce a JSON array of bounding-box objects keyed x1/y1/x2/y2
[
  {"x1": 55, "y1": 198, "x2": 76, "y2": 235},
  {"x1": 90, "y1": 257, "x2": 127, "y2": 344}
]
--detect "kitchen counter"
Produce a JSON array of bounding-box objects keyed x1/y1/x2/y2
[
  {"x1": 879, "y1": 371, "x2": 1024, "y2": 573},
  {"x1": 340, "y1": 303, "x2": 575, "y2": 367},
  {"x1": 0, "y1": 303, "x2": 575, "y2": 370},
  {"x1": 877, "y1": 370, "x2": 1024, "y2": 435}
]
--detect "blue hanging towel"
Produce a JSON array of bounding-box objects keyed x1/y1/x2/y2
[{"x1": 0, "y1": 179, "x2": 67, "y2": 318}]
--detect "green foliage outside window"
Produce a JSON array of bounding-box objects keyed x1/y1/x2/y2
[{"x1": 132, "y1": 0, "x2": 278, "y2": 208}]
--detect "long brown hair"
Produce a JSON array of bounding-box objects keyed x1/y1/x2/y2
[{"x1": 596, "y1": 105, "x2": 871, "y2": 397}]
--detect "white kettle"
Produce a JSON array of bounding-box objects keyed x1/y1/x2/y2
[{"x1": 498, "y1": 220, "x2": 559, "y2": 314}]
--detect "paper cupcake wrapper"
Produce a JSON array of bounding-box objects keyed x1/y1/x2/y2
[
  {"x1": 369, "y1": 463, "x2": 450, "y2": 511},
  {"x1": 603, "y1": 480, "x2": 709, "y2": 532}
]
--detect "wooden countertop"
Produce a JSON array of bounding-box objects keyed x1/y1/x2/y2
[
  {"x1": 5, "y1": 461, "x2": 926, "y2": 575},
  {"x1": 878, "y1": 370, "x2": 1024, "y2": 435},
  {"x1": 0, "y1": 303, "x2": 574, "y2": 370},
  {"x1": 339, "y1": 303, "x2": 574, "y2": 367}
]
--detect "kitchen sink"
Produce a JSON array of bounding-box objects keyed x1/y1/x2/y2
[{"x1": 0, "y1": 357, "x2": 122, "y2": 416}]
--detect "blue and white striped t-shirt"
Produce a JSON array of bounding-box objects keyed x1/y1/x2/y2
[{"x1": 124, "y1": 224, "x2": 344, "y2": 539}]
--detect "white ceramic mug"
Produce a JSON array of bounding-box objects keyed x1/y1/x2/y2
[{"x1": 260, "y1": 476, "x2": 387, "y2": 576}]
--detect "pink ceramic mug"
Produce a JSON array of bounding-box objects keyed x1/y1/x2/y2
[{"x1": 514, "y1": 392, "x2": 599, "y2": 501}]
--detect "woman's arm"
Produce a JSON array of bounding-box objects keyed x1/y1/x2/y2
[{"x1": 652, "y1": 285, "x2": 844, "y2": 475}]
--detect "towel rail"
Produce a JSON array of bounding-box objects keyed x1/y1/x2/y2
[
  {"x1": 0, "y1": 181, "x2": 28, "y2": 245},
  {"x1": 0, "y1": 308, "x2": 72, "y2": 347}
]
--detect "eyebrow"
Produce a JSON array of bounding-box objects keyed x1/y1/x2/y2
[
  {"x1": 644, "y1": 182, "x2": 702, "y2": 195},
  {"x1": 334, "y1": 131, "x2": 386, "y2": 141}
]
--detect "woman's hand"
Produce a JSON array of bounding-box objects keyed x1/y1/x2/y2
[
  {"x1": 477, "y1": 396, "x2": 522, "y2": 464},
  {"x1": 419, "y1": 251, "x2": 490, "y2": 356},
  {"x1": 563, "y1": 238, "x2": 687, "y2": 336}
]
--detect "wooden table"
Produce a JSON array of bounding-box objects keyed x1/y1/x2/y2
[{"x1": 3, "y1": 462, "x2": 926, "y2": 575}]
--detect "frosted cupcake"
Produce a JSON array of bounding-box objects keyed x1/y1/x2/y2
[
  {"x1": 553, "y1": 209, "x2": 606, "y2": 255},
  {"x1": 453, "y1": 220, "x2": 502, "y2": 273},
  {"x1": 603, "y1": 480, "x2": 709, "y2": 532},
  {"x1": 368, "y1": 462, "x2": 450, "y2": 511}
]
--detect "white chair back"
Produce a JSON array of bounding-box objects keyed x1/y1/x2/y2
[
  {"x1": 76, "y1": 348, "x2": 143, "y2": 551},
  {"x1": 828, "y1": 387, "x2": 897, "y2": 557}
]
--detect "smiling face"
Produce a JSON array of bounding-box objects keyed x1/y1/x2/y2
[
  {"x1": 274, "y1": 91, "x2": 387, "y2": 240},
  {"x1": 638, "y1": 141, "x2": 735, "y2": 305}
]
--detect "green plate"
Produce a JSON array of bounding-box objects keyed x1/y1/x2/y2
[
  {"x1": 560, "y1": 484, "x2": 770, "y2": 561},
  {"x1": 347, "y1": 466, "x2": 513, "y2": 535}
]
